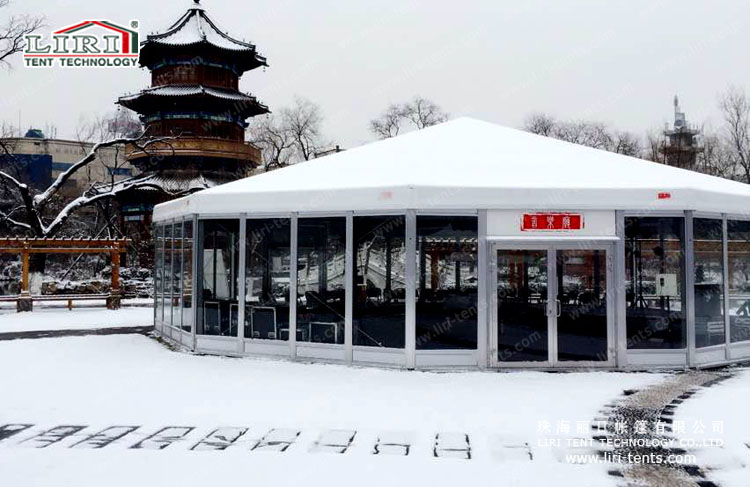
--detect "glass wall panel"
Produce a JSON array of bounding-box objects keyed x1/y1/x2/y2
[
  {"x1": 694, "y1": 218, "x2": 725, "y2": 348},
  {"x1": 625, "y1": 217, "x2": 686, "y2": 349},
  {"x1": 244, "y1": 218, "x2": 291, "y2": 340},
  {"x1": 181, "y1": 220, "x2": 194, "y2": 333},
  {"x1": 163, "y1": 223, "x2": 173, "y2": 327},
  {"x1": 353, "y1": 216, "x2": 406, "y2": 348},
  {"x1": 297, "y1": 217, "x2": 346, "y2": 344},
  {"x1": 197, "y1": 219, "x2": 240, "y2": 336},
  {"x1": 154, "y1": 224, "x2": 164, "y2": 322},
  {"x1": 171, "y1": 222, "x2": 183, "y2": 329},
  {"x1": 416, "y1": 216, "x2": 478, "y2": 350},
  {"x1": 728, "y1": 220, "x2": 750, "y2": 343}
]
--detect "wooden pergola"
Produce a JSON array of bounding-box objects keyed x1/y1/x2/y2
[{"x1": 0, "y1": 237, "x2": 130, "y2": 312}]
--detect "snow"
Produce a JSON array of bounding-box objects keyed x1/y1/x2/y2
[
  {"x1": 155, "y1": 118, "x2": 750, "y2": 220},
  {"x1": 0, "y1": 333, "x2": 664, "y2": 486},
  {"x1": 674, "y1": 369, "x2": 750, "y2": 487},
  {"x1": 0, "y1": 306, "x2": 152, "y2": 333}
]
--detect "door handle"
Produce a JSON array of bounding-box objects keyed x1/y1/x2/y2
[{"x1": 556, "y1": 299, "x2": 562, "y2": 317}]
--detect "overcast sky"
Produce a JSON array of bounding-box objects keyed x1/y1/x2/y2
[{"x1": 0, "y1": 0, "x2": 748, "y2": 148}]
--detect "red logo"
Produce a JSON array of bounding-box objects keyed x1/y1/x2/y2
[{"x1": 521, "y1": 213, "x2": 583, "y2": 231}]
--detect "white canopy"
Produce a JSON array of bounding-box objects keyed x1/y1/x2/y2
[{"x1": 154, "y1": 118, "x2": 750, "y2": 220}]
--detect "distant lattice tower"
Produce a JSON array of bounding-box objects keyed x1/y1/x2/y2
[
  {"x1": 117, "y1": 0, "x2": 268, "y2": 196},
  {"x1": 660, "y1": 96, "x2": 703, "y2": 170}
]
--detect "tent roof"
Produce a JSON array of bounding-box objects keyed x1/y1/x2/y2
[{"x1": 154, "y1": 118, "x2": 750, "y2": 220}]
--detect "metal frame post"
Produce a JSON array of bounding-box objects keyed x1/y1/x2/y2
[
  {"x1": 476, "y1": 209, "x2": 488, "y2": 369},
  {"x1": 153, "y1": 224, "x2": 158, "y2": 325},
  {"x1": 191, "y1": 215, "x2": 200, "y2": 350},
  {"x1": 237, "y1": 215, "x2": 247, "y2": 353},
  {"x1": 405, "y1": 210, "x2": 417, "y2": 369},
  {"x1": 289, "y1": 213, "x2": 298, "y2": 360},
  {"x1": 345, "y1": 212, "x2": 354, "y2": 364},
  {"x1": 685, "y1": 211, "x2": 696, "y2": 367},
  {"x1": 615, "y1": 211, "x2": 628, "y2": 368},
  {"x1": 176, "y1": 219, "x2": 184, "y2": 330},
  {"x1": 722, "y1": 215, "x2": 731, "y2": 360}
]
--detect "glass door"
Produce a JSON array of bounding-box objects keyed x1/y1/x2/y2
[
  {"x1": 492, "y1": 244, "x2": 613, "y2": 367},
  {"x1": 495, "y1": 249, "x2": 552, "y2": 364},
  {"x1": 555, "y1": 249, "x2": 610, "y2": 363}
]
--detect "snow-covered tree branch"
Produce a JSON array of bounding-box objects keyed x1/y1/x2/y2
[{"x1": 0, "y1": 132, "x2": 178, "y2": 238}]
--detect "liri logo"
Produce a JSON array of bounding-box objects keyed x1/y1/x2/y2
[{"x1": 23, "y1": 20, "x2": 139, "y2": 68}]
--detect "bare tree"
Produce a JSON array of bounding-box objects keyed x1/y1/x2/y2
[
  {"x1": 524, "y1": 113, "x2": 556, "y2": 137},
  {"x1": 524, "y1": 113, "x2": 641, "y2": 156},
  {"x1": 370, "y1": 104, "x2": 404, "y2": 139},
  {"x1": 247, "y1": 114, "x2": 295, "y2": 171},
  {"x1": 611, "y1": 131, "x2": 642, "y2": 157},
  {"x1": 698, "y1": 131, "x2": 735, "y2": 179},
  {"x1": 248, "y1": 97, "x2": 328, "y2": 170},
  {"x1": 370, "y1": 96, "x2": 449, "y2": 139},
  {"x1": 403, "y1": 96, "x2": 449, "y2": 129},
  {"x1": 74, "y1": 111, "x2": 142, "y2": 238},
  {"x1": 282, "y1": 97, "x2": 324, "y2": 162},
  {"x1": 0, "y1": 0, "x2": 44, "y2": 67},
  {"x1": 643, "y1": 130, "x2": 665, "y2": 163},
  {"x1": 719, "y1": 86, "x2": 750, "y2": 183}
]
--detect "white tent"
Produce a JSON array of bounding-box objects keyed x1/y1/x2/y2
[
  {"x1": 155, "y1": 117, "x2": 750, "y2": 220},
  {"x1": 152, "y1": 117, "x2": 750, "y2": 371}
]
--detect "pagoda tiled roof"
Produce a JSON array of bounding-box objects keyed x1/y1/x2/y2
[
  {"x1": 139, "y1": 1, "x2": 266, "y2": 70},
  {"x1": 118, "y1": 84, "x2": 269, "y2": 116}
]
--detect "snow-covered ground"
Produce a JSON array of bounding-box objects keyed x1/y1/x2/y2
[
  {"x1": 675, "y1": 368, "x2": 750, "y2": 487},
  {"x1": 0, "y1": 333, "x2": 664, "y2": 486},
  {"x1": 0, "y1": 306, "x2": 152, "y2": 333}
]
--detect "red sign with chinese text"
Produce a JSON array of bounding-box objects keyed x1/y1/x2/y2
[{"x1": 521, "y1": 213, "x2": 583, "y2": 231}]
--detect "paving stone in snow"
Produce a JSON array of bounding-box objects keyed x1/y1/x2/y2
[
  {"x1": 252, "y1": 428, "x2": 301, "y2": 452},
  {"x1": 310, "y1": 430, "x2": 356, "y2": 454},
  {"x1": 373, "y1": 432, "x2": 413, "y2": 456},
  {"x1": 0, "y1": 424, "x2": 33, "y2": 443},
  {"x1": 71, "y1": 426, "x2": 139, "y2": 449},
  {"x1": 191, "y1": 427, "x2": 248, "y2": 451},
  {"x1": 21, "y1": 425, "x2": 86, "y2": 448},
  {"x1": 130, "y1": 426, "x2": 194, "y2": 450},
  {"x1": 434, "y1": 433, "x2": 471, "y2": 459},
  {"x1": 494, "y1": 442, "x2": 533, "y2": 462}
]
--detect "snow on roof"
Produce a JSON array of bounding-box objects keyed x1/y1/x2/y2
[
  {"x1": 146, "y1": 2, "x2": 258, "y2": 52},
  {"x1": 154, "y1": 118, "x2": 750, "y2": 220},
  {"x1": 119, "y1": 85, "x2": 258, "y2": 103}
]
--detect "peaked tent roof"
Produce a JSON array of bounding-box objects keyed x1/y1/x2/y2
[
  {"x1": 154, "y1": 118, "x2": 750, "y2": 220},
  {"x1": 139, "y1": 1, "x2": 266, "y2": 71}
]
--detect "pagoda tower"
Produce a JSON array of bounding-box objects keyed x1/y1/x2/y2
[{"x1": 117, "y1": 0, "x2": 268, "y2": 198}]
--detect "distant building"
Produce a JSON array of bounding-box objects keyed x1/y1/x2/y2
[
  {"x1": 314, "y1": 145, "x2": 345, "y2": 159},
  {"x1": 660, "y1": 96, "x2": 703, "y2": 170},
  {"x1": 0, "y1": 128, "x2": 133, "y2": 195}
]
